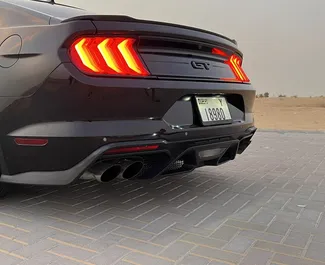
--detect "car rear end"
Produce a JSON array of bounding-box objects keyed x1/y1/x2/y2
[{"x1": 0, "y1": 8, "x2": 256, "y2": 186}]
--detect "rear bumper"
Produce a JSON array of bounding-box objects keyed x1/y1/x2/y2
[
  {"x1": 0, "y1": 61, "x2": 256, "y2": 185},
  {"x1": 0, "y1": 125, "x2": 256, "y2": 185}
]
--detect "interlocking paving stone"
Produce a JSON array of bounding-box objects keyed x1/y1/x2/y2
[
  {"x1": 82, "y1": 222, "x2": 119, "y2": 239},
  {"x1": 191, "y1": 245, "x2": 243, "y2": 264},
  {"x1": 250, "y1": 210, "x2": 276, "y2": 226},
  {"x1": 180, "y1": 234, "x2": 226, "y2": 249},
  {"x1": 108, "y1": 217, "x2": 145, "y2": 230},
  {"x1": 13, "y1": 239, "x2": 58, "y2": 259},
  {"x1": 177, "y1": 254, "x2": 210, "y2": 265},
  {"x1": 272, "y1": 253, "x2": 325, "y2": 265},
  {"x1": 238, "y1": 229, "x2": 283, "y2": 243},
  {"x1": 225, "y1": 219, "x2": 267, "y2": 232},
  {"x1": 254, "y1": 240, "x2": 303, "y2": 256},
  {"x1": 0, "y1": 132, "x2": 325, "y2": 265},
  {"x1": 79, "y1": 211, "x2": 115, "y2": 227},
  {"x1": 135, "y1": 208, "x2": 167, "y2": 223},
  {"x1": 88, "y1": 245, "x2": 130, "y2": 265},
  {"x1": 123, "y1": 252, "x2": 174, "y2": 265},
  {"x1": 150, "y1": 228, "x2": 184, "y2": 246},
  {"x1": 113, "y1": 226, "x2": 155, "y2": 241},
  {"x1": 223, "y1": 235, "x2": 255, "y2": 254},
  {"x1": 159, "y1": 241, "x2": 194, "y2": 261},
  {"x1": 209, "y1": 261, "x2": 232, "y2": 265},
  {"x1": 230, "y1": 205, "x2": 262, "y2": 221},
  {"x1": 84, "y1": 238, "x2": 115, "y2": 253},
  {"x1": 266, "y1": 221, "x2": 292, "y2": 235},
  {"x1": 114, "y1": 261, "x2": 134, "y2": 265},
  {"x1": 239, "y1": 248, "x2": 273, "y2": 265},
  {"x1": 142, "y1": 214, "x2": 178, "y2": 234},
  {"x1": 283, "y1": 231, "x2": 311, "y2": 248},
  {"x1": 171, "y1": 223, "x2": 212, "y2": 237},
  {"x1": 118, "y1": 238, "x2": 164, "y2": 255},
  {"x1": 305, "y1": 241, "x2": 325, "y2": 262},
  {"x1": 210, "y1": 225, "x2": 239, "y2": 241},
  {"x1": 0, "y1": 238, "x2": 25, "y2": 252},
  {"x1": 48, "y1": 244, "x2": 95, "y2": 261}
]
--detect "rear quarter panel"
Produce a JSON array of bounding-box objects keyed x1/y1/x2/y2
[{"x1": 0, "y1": 1, "x2": 96, "y2": 98}]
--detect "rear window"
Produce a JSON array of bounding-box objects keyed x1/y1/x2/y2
[{"x1": 6, "y1": 0, "x2": 90, "y2": 20}]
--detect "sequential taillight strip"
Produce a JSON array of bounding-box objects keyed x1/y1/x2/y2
[{"x1": 118, "y1": 39, "x2": 150, "y2": 76}]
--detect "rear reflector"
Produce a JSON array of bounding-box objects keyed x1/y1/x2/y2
[
  {"x1": 105, "y1": 145, "x2": 159, "y2": 154},
  {"x1": 69, "y1": 37, "x2": 149, "y2": 76},
  {"x1": 14, "y1": 138, "x2": 48, "y2": 146}
]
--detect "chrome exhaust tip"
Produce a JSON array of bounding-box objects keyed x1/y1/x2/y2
[
  {"x1": 99, "y1": 165, "x2": 122, "y2": 182},
  {"x1": 122, "y1": 161, "x2": 144, "y2": 179},
  {"x1": 88, "y1": 163, "x2": 122, "y2": 183}
]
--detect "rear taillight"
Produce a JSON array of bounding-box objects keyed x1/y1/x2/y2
[
  {"x1": 69, "y1": 37, "x2": 150, "y2": 76},
  {"x1": 212, "y1": 48, "x2": 228, "y2": 57},
  {"x1": 226, "y1": 55, "x2": 250, "y2": 83},
  {"x1": 212, "y1": 48, "x2": 250, "y2": 83}
]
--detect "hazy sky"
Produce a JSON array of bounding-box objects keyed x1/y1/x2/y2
[{"x1": 60, "y1": 0, "x2": 324, "y2": 96}]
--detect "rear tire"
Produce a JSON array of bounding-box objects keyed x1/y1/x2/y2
[{"x1": 0, "y1": 183, "x2": 8, "y2": 198}]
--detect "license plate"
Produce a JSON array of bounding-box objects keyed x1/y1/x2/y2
[{"x1": 195, "y1": 96, "x2": 232, "y2": 125}]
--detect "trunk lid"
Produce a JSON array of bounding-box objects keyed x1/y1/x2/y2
[{"x1": 60, "y1": 15, "x2": 247, "y2": 82}]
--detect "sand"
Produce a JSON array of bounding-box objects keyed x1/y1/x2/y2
[{"x1": 253, "y1": 97, "x2": 325, "y2": 131}]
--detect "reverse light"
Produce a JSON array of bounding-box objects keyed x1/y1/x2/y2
[{"x1": 69, "y1": 37, "x2": 150, "y2": 76}]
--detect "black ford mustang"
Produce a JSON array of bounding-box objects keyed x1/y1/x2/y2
[{"x1": 0, "y1": 0, "x2": 256, "y2": 196}]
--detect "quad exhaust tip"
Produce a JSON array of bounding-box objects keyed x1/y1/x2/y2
[
  {"x1": 87, "y1": 162, "x2": 122, "y2": 183},
  {"x1": 122, "y1": 161, "x2": 144, "y2": 179},
  {"x1": 100, "y1": 165, "x2": 122, "y2": 182},
  {"x1": 85, "y1": 159, "x2": 144, "y2": 183}
]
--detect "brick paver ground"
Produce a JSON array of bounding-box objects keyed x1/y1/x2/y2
[{"x1": 0, "y1": 131, "x2": 325, "y2": 265}]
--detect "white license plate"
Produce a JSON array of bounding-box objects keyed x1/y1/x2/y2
[{"x1": 195, "y1": 96, "x2": 232, "y2": 125}]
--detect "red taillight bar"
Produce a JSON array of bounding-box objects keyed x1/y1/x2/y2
[
  {"x1": 212, "y1": 48, "x2": 228, "y2": 57},
  {"x1": 69, "y1": 37, "x2": 150, "y2": 76},
  {"x1": 105, "y1": 145, "x2": 159, "y2": 154},
  {"x1": 227, "y1": 55, "x2": 250, "y2": 83}
]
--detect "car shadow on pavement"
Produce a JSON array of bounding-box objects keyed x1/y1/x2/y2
[{"x1": 1, "y1": 166, "x2": 268, "y2": 230}]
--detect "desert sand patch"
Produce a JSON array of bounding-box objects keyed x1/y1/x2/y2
[{"x1": 253, "y1": 97, "x2": 325, "y2": 131}]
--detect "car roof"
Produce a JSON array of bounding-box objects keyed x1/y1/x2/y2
[{"x1": 0, "y1": 0, "x2": 92, "y2": 21}]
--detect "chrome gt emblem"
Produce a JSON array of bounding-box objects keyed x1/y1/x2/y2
[{"x1": 191, "y1": 61, "x2": 210, "y2": 70}]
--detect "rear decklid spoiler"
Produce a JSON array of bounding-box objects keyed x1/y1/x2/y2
[
  {"x1": 11, "y1": 0, "x2": 237, "y2": 47},
  {"x1": 59, "y1": 15, "x2": 239, "y2": 50}
]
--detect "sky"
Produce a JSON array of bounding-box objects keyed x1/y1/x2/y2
[{"x1": 59, "y1": 0, "x2": 325, "y2": 96}]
